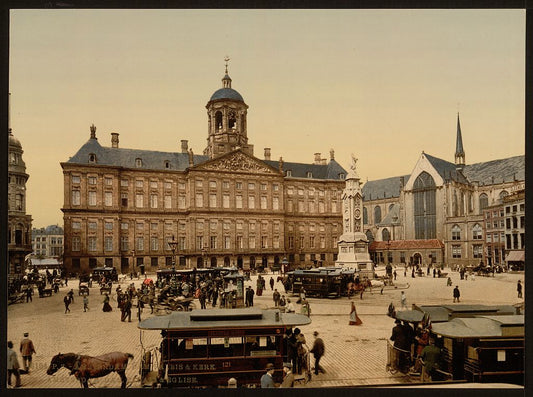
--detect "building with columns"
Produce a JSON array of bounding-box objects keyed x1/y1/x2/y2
[
  {"x1": 8, "y1": 93, "x2": 33, "y2": 278},
  {"x1": 362, "y1": 114, "x2": 524, "y2": 268},
  {"x1": 61, "y1": 66, "x2": 347, "y2": 275}
]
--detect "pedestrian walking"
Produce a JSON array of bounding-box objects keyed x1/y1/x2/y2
[
  {"x1": 63, "y1": 294, "x2": 71, "y2": 313},
  {"x1": 280, "y1": 362, "x2": 295, "y2": 388},
  {"x1": 25, "y1": 286, "x2": 33, "y2": 303},
  {"x1": 67, "y1": 288, "x2": 74, "y2": 304},
  {"x1": 349, "y1": 301, "x2": 362, "y2": 325},
  {"x1": 83, "y1": 295, "x2": 89, "y2": 312},
  {"x1": 400, "y1": 291, "x2": 407, "y2": 309},
  {"x1": 433, "y1": 268, "x2": 436, "y2": 278},
  {"x1": 19, "y1": 333, "x2": 36, "y2": 373},
  {"x1": 260, "y1": 363, "x2": 276, "y2": 388},
  {"x1": 393, "y1": 270, "x2": 397, "y2": 281},
  {"x1": 199, "y1": 288, "x2": 207, "y2": 309},
  {"x1": 102, "y1": 293, "x2": 113, "y2": 312},
  {"x1": 269, "y1": 276, "x2": 275, "y2": 291},
  {"x1": 390, "y1": 319, "x2": 410, "y2": 373},
  {"x1": 453, "y1": 285, "x2": 460, "y2": 302},
  {"x1": 137, "y1": 298, "x2": 144, "y2": 322},
  {"x1": 7, "y1": 341, "x2": 22, "y2": 388},
  {"x1": 309, "y1": 331, "x2": 325, "y2": 375},
  {"x1": 273, "y1": 289, "x2": 281, "y2": 307},
  {"x1": 517, "y1": 280, "x2": 522, "y2": 298}
]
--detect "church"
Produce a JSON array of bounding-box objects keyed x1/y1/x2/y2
[
  {"x1": 361, "y1": 115, "x2": 525, "y2": 269},
  {"x1": 60, "y1": 65, "x2": 347, "y2": 274}
]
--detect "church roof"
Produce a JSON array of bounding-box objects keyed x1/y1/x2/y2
[
  {"x1": 65, "y1": 139, "x2": 209, "y2": 171},
  {"x1": 263, "y1": 159, "x2": 347, "y2": 181},
  {"x1": 378, "y1": 203, "x2": 401, "y2": 226},
  {"x1": 423, "y1": 153, "x2": 469, "y2": 184},
  {"x1": 362, "y1": 175, "x2": 409, "y2": 201},
  {"x1": 463, "y1": 155, "x2": 525, "y2": 185}
]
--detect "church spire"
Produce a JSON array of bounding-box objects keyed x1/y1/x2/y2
[
  {"x1": 455, "y1": 112, "x2": 465, "y2": 169},
  {"x1": 222, "y1": 56, "x2": 232, "y2": 88}
]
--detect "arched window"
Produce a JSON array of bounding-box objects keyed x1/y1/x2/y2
[
  {"x1": 365, "y1": 230, "x2": 374, "y2": 244},
  {"x1": 389, "y1": 204, "x2": 395, "y2": 211},
  {"x1": 89, "y1": 153, "x2": 97, "y2": 163},
  {"x1": 451, "y1": 224, "x2": 461, "y2": 240},
  {"x1": 164, "y1": 160, "x2": 171, "y2": 169},
  {"x1": 215, "y1": 111, "x2": 223, "y2": 129},
  {"x1": 382, "y1": 228, "x2": 390, "y2": 242},
  {"x1": 374, "y1": 206, "x2": 382, "y2": 224},
  {"x1": 472, "y1": 224, "x2": 483, "y2": 240},
  {"x1": 363, "y1": 207, "x2": 368, "y2": 224},
  {"x1": 479, "y1": 193, "x2": 488, "y2": 213},
  {"x1": 228, "y1": 111, "x2": 237, "y2": 129},
  {"x1": 413, "y1": 171, "x2": 436, "y2": 239},
  {"x1": 499, "y1": 191, "x2": 509, "y2": 203},
  {"x1": 135, "y1": 158, "x2": 143, "y2": 167}
]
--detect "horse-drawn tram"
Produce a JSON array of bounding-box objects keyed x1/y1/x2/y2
[
  {"x1": 287, "y1": 268, "x2": 356, "y2": 298},
  {"x1": 138, "y1": 308, "x2": 311, "y2": 387}
]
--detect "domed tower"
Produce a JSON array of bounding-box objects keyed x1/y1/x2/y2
[
  {"x1": 204, "y1": 58, "x2": 253, "y2": 159},
  {"x1": 8, "y1": 93, "x2": 33, "y2": 277}
]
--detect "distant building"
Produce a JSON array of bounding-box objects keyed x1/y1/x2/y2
[
  {"x1": 60, "y1": 65, "x2": 347, "y2": 274},
  {"x1": 502, "y1": 187, "x2": 525, "y2": 270},
  {"x1": 8, "y1": 93, "x2": 33, "y2": 278},
  {"x1": 362, "y1": 114, "x2": 524, "y2": 268},
  {"x1": 31, "y1": 225, "x2": 64, "y2": 258}
]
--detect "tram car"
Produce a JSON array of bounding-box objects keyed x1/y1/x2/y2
[
  {"x1": 138, "y1": 308, "x2": 311, "y2": 387},
  {"x1": 91, "y1": 266, "x2": 118, "y2": 282},
  {"x1": 287, "y1": 268, "x2": 356, "y2": 298}
]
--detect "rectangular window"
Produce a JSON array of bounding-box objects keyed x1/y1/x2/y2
[
  {"x1": 164, "y1": 195, "x2": 172, "y2": 209},
  {"x1": 121, "y1": 222, "x2": 129, "y2": 230},
  {"x1": 88, "y1": 237, "x2": 97, "y2": 251},
  {"x1": 121, "y1": 193, "x2": 128, "y2": 207},
  {"x1": 209, "y1": 180, "x2": 217, "y2": 188},
  {"x1": 121, "y1": 236, "x2": 129, "y2": 251},
  {"x1": 164, "y1": 181, "x2": 172, "y2": 189},
  {"x1": 223, "y1": 181, "x2": 230, "y2": 189},
  {"x1": 300, "y1": 236, "x2": 305, "y2": 249},
  {"x1": 273, "y1": 236, "x2": 280, "y2": 249},
  {"x1": 273, "y1": 197, "x2": 279, "y2": 210},
  {"x1": 179, "y1": 237, "x2": 186, "y2": 251},
  {"x1": 197, "y1": 236, "x2": 204, "y2": 250},
  {"x1": 249, "y1": 222, "x2": 256, "y2": 232},
  {"x1": 72, "y1": 175, "x2": 81, "y2": 184},
  {"x1": 224, "y1": 236, "x2": 231, "y2": 249},
  {"x1": 309, "y1": 201, "x2": 315, "y2": 212},
  {"x1": 487, "y1": 234, "x2": 492, "y2": 242},
  {"x1": 88, "y1": 221, "x2": 97, "y2": 229},
  {"x1": 261, "y1": 183, "x2": 267, "y2": 191},
  {"x1": 400, "y1": 251, "x2": 406, "y2": 264},
  {"x1": 179, "y1": 182, "x2": 186, "y2": 190},
  {"x1": 72, "y1": 190, "x2": 81, "y2": 206},
  {"x1": 310, "y1": 236, "x2": 315, "y2": 249},
  {"x1": 236, "y1": 182, "x2": 243, "y2": 190},
  {"x1": 331, "y1": 201, "x2": 338, "y2": 213},
  {"x1": 121, "y1": 179, "x2": 129, "y2": 187},
  {"x1": 298, "y1": 201, "x2": 305, "y2": 212},
  {"x1": 287, "y1": 200, "x2": 293, "y2": 212},
  {"x1": 210, "y1": 236, "x2": 217, "y2": 249},
  {"x1": 223, "y1": 194, "x2": 230, "y2": 208},
  {"x1": 88, "y1": 176, "x2": 97, "y2": 185},
  {"x1": 236, "y1": 235, "x2": 243, "y2": 249},
  {"x1": 249, "y1": 236, "x2": 255, "y2": 249},
  {"x1": 196, "y1": 193, "x2": 204, "y2": 207},
  {"x1": 105, "y1": 177, "x2": 113, "y2": 186},
  {"x1": 248, "y1": 183, "x2": 255, "y2": 190},
  {"x1": 104, "y1": 191, "x2": 113, "y2": 206},
  {"x1": 320, "y1": 236, "x2": 325, "y2": 249},
  {"x1": 288, "y1": 236, "x2": 294, "y2": 249},
  {"x1": 72, "y1": 236, "x2": 81, "y2": 251},
  {"x1": 136, "y1": 193, "x2": 144, "y2": 208},
  {"x1": 72, "y1": 221, "x2": 81, "y2": 230},
  {"x1": 136, "y1": 180, "x2": 144, "y2": 188},
  {"x1": 248, "y1": 196, "x2": 255, "y2": 209},
  {"x1": 209, "y1": 194, "x2": 217, "y2": 208},
  {"x1": 150, "y1": 180, "x2": 158, "y2": 189},
  {"x1": 196, "y1": 180, "x2": 203, "y2": 188},
  {"x1": 150, "y1": 194, "x2": 158, "y2": 208},
  {"x1": 273, "y1": 184, "x2": 279, "y2": 191},
  {"x1": 473, "y1": 244, "x2": 483, "y2": 258},
  {"x1": 236, "y1": 195, "x2": 243, "y2": 209},
  {"x1": 261, "y1": 196, "x2": 267, "y2": 209},
  {"x1": 137, "y1": 237, "x2": 144, "y2": 251},
  {"x1": 151, "y1": 237, "x2": 159, "y2": 251},
  {"x1": 105, "y1": 236, "x2": 113, "y2": 251},
  {"x1": 178, "y1": 195, "x2": 186, "y2": 209},
  {"x1": 452, "y1": 245, "x2": 462, "y2": 258}
]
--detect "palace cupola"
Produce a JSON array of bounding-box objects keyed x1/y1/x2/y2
[{"x1": 204, "y1": 58, "x2": 253, "y2": 159}]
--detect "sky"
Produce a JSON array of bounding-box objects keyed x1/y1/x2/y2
[{"x1": 9, "y1": 9, "x2": 525, "y2": 229}]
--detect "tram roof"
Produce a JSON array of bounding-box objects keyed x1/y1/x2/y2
[
  {"x1": 156, "y1": 267, "x2": 238, "y2": 275},
  {"x1": 430, "y1": 315, "x2": 524, "y2": 338},
  {"x1": 288, "y1": 267, "x2": 355, "y2": 276},
  {"x1": 138, "y1": 308, "x2": 311, "y2": 330},
  {"x1": 395, "y1": 304, "x2": 517, "y2": 323}
]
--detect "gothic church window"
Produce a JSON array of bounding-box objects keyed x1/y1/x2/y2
[
  {"x1": 365, "y1": 230, "x2": 374, "y2": 244},
  {"x1": 479, "y1": 193, "x2": 488, "y2": 213},
  {"x1": 374, "y1": 206, "x2": 382, "y2": 224},
  {"x1": 499, "y1": 190, "x2": 509, "y2": 203},
  {"x1": 382, "y1": 228, "x2": 390, "y2": 241},
  {"x1": 472, "y1": 224, "x2": 483, "y2": 240},
  {"x1": 228, "y1": 111, "x2": 237, "y2": 129},
  {"x1": 413, "y1": 171, "x2": 436, "y2": 239},
  {"x1": 215, "y1": 111, "x2": 223, "y2": 129},
  {"x1": 451, "y1": 225, "x2": 461, "y2": 240}
]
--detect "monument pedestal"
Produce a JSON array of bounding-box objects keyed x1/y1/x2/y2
[{"x1": 335, "y1": 232, "x2": 374, "y2": 279}]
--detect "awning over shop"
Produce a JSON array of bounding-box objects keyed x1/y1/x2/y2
[
  {"x1": 29, "y1": 258, "x2": 61, "y2": 267},
  {"x1": 506, "y1": 251, "x2": 524, "y2": 262}
]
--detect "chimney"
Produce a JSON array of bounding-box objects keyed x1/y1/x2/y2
[
  {"x1": 330, "y1": 148, "x2": 335, "y2": 161},
  {"x1": 264, "y1": 148, "x2": 271, "y2": 161},
  {"x1": 314, "y1": 153, "x2": 321, "y2": 164},
  {"x1": 181, "y1": 140, "x2": 188, "y2": 153},
  {"x1": 111, "y1": 132, "x2": 119, "y2": 148}
]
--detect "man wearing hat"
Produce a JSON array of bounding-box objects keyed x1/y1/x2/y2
[
  {"x1": 310, "y1": 331, "x2": 325, "y2": 375},
  {"x1": 19, "y1": 332, "x2": 36, "y2": 373},
  {"x1": 280, "y1": 362, "x2": 295, "y2": 388},
  {"x1": 260, "y1": 363, "x2": 276, "y2": 388}
]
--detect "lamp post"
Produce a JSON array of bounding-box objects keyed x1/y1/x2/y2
[
  {"x1": 131, "y1": 249, "x2": 136, "y2": 275},
  {"x1": 168, "y1": 235, "x2": 178, "y2": 271}
]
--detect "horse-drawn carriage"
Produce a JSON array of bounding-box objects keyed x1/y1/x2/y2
[
  {"x1": 155, "y1": 296, "x2": 196, "y2": 314},
  {"x1": 100, "y1": 283, "x2": 112, "y2": 295}
]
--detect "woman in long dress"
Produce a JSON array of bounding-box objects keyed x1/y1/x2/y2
[
  {"x1": 349, "y1": 301, "x2": 362, "y2": 325},
  {"x1": 102, "y1": 293, "x2": 113, "y2": 312}
]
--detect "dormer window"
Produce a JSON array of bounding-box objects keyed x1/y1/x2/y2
[
  {"x1": 286, "y1": 170, "x2": 292, "y2": 177},
  {"x1": 135, "y1": 158, "x2": 143, "y2": 167},
  {"x1": 339, "y1": 173, "x2": 345, "y2": 180},
  {"x1": 89, "y1": 153, "x2": 97, "y2": 163},
  {"x1": 165, "y1": 160, "x2": 171, "y2": 169},
  {"x1": 307, "y1": 171, "x2": 313, "y2": 178}
]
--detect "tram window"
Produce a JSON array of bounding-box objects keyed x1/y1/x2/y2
[
  {"x1": 245, "y1": 336, "x2": 278, "y2": 356},
  {"x1": 169, "y1": 338, "x2": 208, "y2": 359},
  {"x1": 208, "y1": 337, "x2": 244, "y2": 357}
]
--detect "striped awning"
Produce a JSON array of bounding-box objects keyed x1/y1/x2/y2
[{"x1": 506, "y1": 251, "x2": 524, "y2": 262}]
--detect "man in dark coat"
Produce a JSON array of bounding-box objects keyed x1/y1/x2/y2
[
  {"x1": 269, "y1": 277, "x2": 275, "y2": 290},
  {"x1": 453, "y1": 286, "x2": 461, "y2": 302},
  {"x1": 390, "y1": 319, "x2": 410, "y2": 372},
  {"x1": 287, "y1": 329, "x2": 300, "y2": 374},
  {"x1": 309, "y1": 331, "x2": 325, "y2": 375},
  {"x1": 273, "y1": 289, "x2": 281, "y2": 307}
]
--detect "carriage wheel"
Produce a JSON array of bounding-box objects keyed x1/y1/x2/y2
[{"x1": 175, "y1": 304, "x2": 185, "y2": 311}]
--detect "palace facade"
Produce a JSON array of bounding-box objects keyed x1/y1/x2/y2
[{"x1": 61, "y1": 67, "x2": 347, "y2": 274}]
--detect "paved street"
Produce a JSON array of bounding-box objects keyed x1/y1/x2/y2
[{"x1": 7, "y1": 267, "x2": 524, "y2": 388}]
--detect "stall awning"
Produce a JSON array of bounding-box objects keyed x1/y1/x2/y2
[{"x1": 505, "y1": 251, "x2": 524, "y2": 262}]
